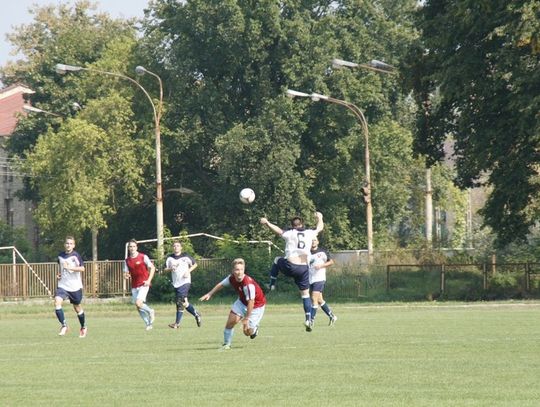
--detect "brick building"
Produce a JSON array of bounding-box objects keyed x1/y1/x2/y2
[{"x1": 0, "y1": 84, "x2": 37, "y2": 247}]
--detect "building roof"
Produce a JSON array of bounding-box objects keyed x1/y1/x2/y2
[{"x1": 0, "y1": 84, "x2": 34, "y2": 136}]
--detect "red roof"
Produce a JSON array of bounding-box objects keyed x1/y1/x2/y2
[{"x1": 0, "y1": 84, "x2": 34, "y2": 136}]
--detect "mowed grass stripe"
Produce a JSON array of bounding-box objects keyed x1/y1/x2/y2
[{"x1": 0, "y1": 302, "x2": 539, "y2": 406}]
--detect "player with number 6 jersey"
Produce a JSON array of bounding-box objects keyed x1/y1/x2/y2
[{"x1": 260, "y1": 212, "x2": 324, "y2": 331}]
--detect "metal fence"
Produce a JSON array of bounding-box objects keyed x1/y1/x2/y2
[
  {"x1": 0, "y1": 258, "x2": 230, "y2": 300},
  {"x1": 3, "y1": 259, "x2": 540, "y2": 301},
  {"x1": 386, "y1": 262, "x2": 540, "y2": 299}
]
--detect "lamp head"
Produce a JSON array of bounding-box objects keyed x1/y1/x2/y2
[
  {"x1": 135, "y1": 66, "x2": 147, "y2": 76},
  {"x1": 55, "y1": 64, "x2": 67, "y2": 75},
  {"x1": 286, "y1": 89, "x2": 310, "y2": 98},
  {"x1": 331, "y1": 58, "x2": 359, "y2": 69}
]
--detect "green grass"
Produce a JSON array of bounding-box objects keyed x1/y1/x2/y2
[{"x1": 1, "y1": 300, "x2": 539, "y2": 406}]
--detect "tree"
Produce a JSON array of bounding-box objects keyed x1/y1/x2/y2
[
  {"x1": 408, "y1": 0, "x2": 540, "y2": 247},
  {"x1": 142, "y1": 0, "x2": 432, "y2": 251},
  {"x1": 1, "y1": 1, "x2": 152, "y2": 257}
]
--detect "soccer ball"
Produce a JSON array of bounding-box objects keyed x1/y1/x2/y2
[{"x1": 239, "y1": 188, "x2": 256, "y2": 204}]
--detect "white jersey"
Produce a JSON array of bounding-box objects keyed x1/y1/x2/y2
[
  {"x1": 282, "y1": 228, "x2": 319, "y2": 260},
  {"x1": 309, "y1": 247, "x2": 331, "y2": 284},
  {"x1": 166, "y1": 253, "x2": 196, "y2": 288},
  {"x1": 57, "y1": 251, "x2": 84, "y2": 291}
]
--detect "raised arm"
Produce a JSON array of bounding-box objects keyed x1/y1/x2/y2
[
  {"x1": 260, "y1": 217, "x2": 284, "y2": 236},
  {"x1": 314, "y1": 211, "x2": 324, "y2": 234}
]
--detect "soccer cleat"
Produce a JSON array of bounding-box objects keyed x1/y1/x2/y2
[
  {"x1": 168, "y1": 323, "x2": 179, "y2": 329},
  {"x1": 304, "y1": 320, "x2": 313, "y2": 332},
  {"x1": 145, "y1": 324, "x2": 153, "y2": 331},
  {"x1": 58, "y1": 325, "x2": 69, "y2": 336},
  {"x1": 265, "y1": 284, "x2": 276, "y2": 293},
  {"x1": 250, "y1": 327, "x2": 259, "y2": 339},
  {"x1": 195, "y1": 313, "x2": 202, "y2": 327},
  {"x1": 79, "y1": 327, "x2": 88, "y2": 338},
  {"x1": 219, "y1": 344, "x2": 231, "y2": 351},
  {"x1": 149, "y1": 309, "x2": 155, "y2": 325},
  {"x1": 329, "y1": 315, "x2": 338, "y2": 326}
]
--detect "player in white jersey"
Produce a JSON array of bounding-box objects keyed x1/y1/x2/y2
[
  {"x1": 260, "y1": 211, "x2": 323, "y2": 331},
  {"x1": 54, "y1": 236, "x2": 87, "y2": 338},
  {"x1": 164, "y1": 241, "x2": 202, "y2": 329},
  {"x1": 309, "y1": 237, "x2": 337, "y2": 326}
]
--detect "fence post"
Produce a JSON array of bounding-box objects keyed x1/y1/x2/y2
[
  {"x1": 440, "y1": 264, "x2": 445, "y2": 294},
  {"x1": 386, "y1": 265, "x2": 390, "y2": 293},
  {"x1": 92, "y1": 261, "x2": 98, "y2": 298},
  {"x1": 483, "y1": 263, "x2": 488, "y2": 290},
  {"x1": 525, "y1": 262, "x2": 530, "y2": 292},
  {"x1": 11, "y1": 248, "x2": 17, "y2": 297}
]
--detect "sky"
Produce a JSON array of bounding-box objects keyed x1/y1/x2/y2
[{"x1": 0, "y1": 0, "x2": 150, "y2": 69}]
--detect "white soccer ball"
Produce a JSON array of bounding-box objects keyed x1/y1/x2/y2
[{"x1": 239, "y1": 188, "x2": 256, "y2": 204}]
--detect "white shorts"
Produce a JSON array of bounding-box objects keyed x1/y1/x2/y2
[
  {"x1": 231, "y1": 299, "x2": 265, "y2": 330},
  {"x1": 131, "y1": 286, "x2": 150, "y2": 303}
]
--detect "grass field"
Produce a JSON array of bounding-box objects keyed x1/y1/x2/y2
[{"x1": 1, "y1": 299, "x2": 539, "y2": 406}]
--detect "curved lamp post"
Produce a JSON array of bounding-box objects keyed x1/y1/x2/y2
[
  {"x1": 332, "y1": 58, "x2": 434, "y2": 245},
  {"x1": 55, "y1": 63, "x2": 165, "y2": 260},
  {"x1": 287, "y1": 89, "x2": 373, "y2": 260}
]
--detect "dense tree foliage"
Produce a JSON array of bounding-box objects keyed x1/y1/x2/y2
[
  {"x1": 140, "y1": 0, "x2": 444, "y2": 252},
  {"x1": 408, "y1": 0, "x2": 540, "y2": 247},
  {"x1": 1, "y1": 0, "x2": 470, "y2": 259}
]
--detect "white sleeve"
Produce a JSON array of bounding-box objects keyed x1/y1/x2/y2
[
  {"x1": 220, "y1": 276, "x2": 231, "y2": 287},
  {"x1": 143, "y1": 255, "x2": 154, "y2": 268}
]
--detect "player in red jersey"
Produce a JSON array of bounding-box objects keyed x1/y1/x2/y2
[
  {"x1": 200, "y1": 258, "x2": 266, "y2": 350},
  {"x1": 124, "y1": 239, "x2": 156, "y2": 330}
]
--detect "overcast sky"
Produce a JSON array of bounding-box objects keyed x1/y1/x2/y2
[{"x1": 0, "y1": 0, "x2": 149, "y2": 70}]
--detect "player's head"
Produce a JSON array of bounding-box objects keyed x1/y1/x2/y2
[
  {"x1": 311, "y1": 237, "x2": 319, "y2": 250},
  {"x1": 64, "y1": 236, "x2": 75, "y2": 253},
  {"x1": 231, "y1": 258, "x2": 246, "y2": 281},
  {"x1": 127, "y1": 239, "x2": 138, "y2": 255},
  {"x1": 172, "y1": 240, "x2": 182, "y2": 254},
  {"x1": 290, "y1": 216, "x2": 303, "y2": 229}
]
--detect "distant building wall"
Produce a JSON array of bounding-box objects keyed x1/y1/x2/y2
[{"x1": 0, "y1": 84, "x2": 37, "y2": 248}]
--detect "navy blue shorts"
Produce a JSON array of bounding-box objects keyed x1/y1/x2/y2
[
  {"x1": 174, "y1": 283, "x2": 191, "y2": 300},
  {"x1": 310, "y1": 281, "x2": 326, "y2": 292},
  {"x1": 55, "y1": 287, "x2": 83, "y2": 305},
  {"x1": 276, "y1": 258, "x2": 310, "y2": 290}
]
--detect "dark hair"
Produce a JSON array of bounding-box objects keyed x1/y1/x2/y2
[{"x1": 290, "y1": 217, "x2": 303, "y2": 228}]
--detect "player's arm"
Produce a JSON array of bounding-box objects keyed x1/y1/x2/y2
[
  {"x1": 123, "y1": 262, "x2": 131, "y2": 280},
  {"x1": 163, "y1": 258, "x2": 173, "y2": 272},
  {"x1": 143, "y1": 255, "x2": 155, "y2": 286},
  {"x1": 242, "y1": 298, "x2": 255, "y2": 335},
  {"x1": 316, "y1": 258, "x2": 335, "y2": 270},
  {"x1": 314, "y1": 211, "x2": 324, "y2": 234},
  {"x1": 199, "y1": 282, "x2": 224, "y2": 301},
  {"x1": 260, "y1": 217, "x2": 283, "y2": 236}
]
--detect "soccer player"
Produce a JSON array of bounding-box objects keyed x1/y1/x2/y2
[
  {"x1": 54, "y1": 236, "x2": 87, "y2": 338},
  {"x1": 309, "y1": 237, "x2": 337, "y2": 326},
  {"x1": 164, "y1": 240, "x2": 202, "y2": 329},
  {"x1": 260, "y1": 211, "x2": 323, "y2": 331},
  {"x1": 124, "y1": 239, "x2": 156, "y2": 330},
  {"x1": 199, "y1": 258, "x2": 266, "y2": 350}
]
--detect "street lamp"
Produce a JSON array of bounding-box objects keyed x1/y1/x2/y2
[
  {"x1": 55, "y1": 63, "x2": 166, "y2": 260},
  {"x1": 23, "y1": 105, "x2": 63, "y2": 117},
  {"x1": 286, "y1": 89, "x2": 374, "y2": 260},
  {"x1": 332, "y1": 58, "x2": 433, "y2": 246},
  {"x1": 332, "y1": 58, "x2": 396, "y2": 74}
]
